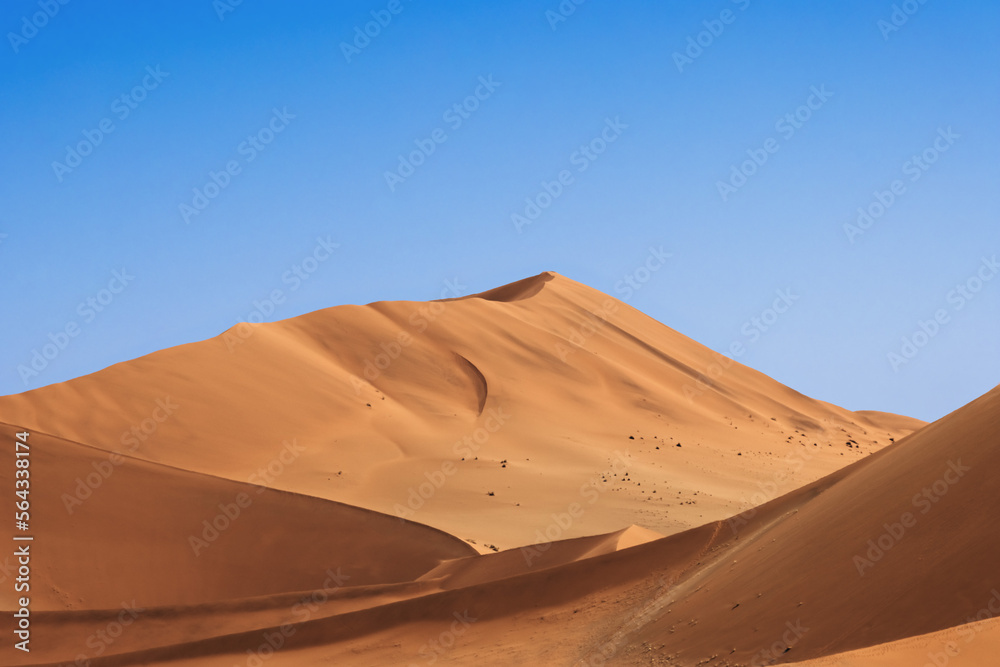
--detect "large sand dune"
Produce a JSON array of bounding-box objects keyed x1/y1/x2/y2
[
  {"x1": 6, "y1": 272, "x2": 989, "y2": 667},
  {"x1": 0, "y1": 273, "x2": 921, "y2": 550}
]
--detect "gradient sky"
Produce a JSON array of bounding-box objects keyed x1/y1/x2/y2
[{"x1": 1, "y1": 0, "x2": 997, "y2": 422}]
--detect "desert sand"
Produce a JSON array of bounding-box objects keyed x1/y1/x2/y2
[{"x1": 3, "y1": 271, "x2": 995, "y2": 666}]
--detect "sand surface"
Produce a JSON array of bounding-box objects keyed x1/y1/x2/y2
[{"x1": 4, "y1": 271, "x2": 990, "y2": 667}]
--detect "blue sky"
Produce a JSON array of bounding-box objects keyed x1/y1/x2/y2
[{"x1": 1, "y1": 0, "x2": 997, "y2": 422}]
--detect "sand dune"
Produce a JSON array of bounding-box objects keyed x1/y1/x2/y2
[
  {"x1": 6, "y1": 271, "x2": 984, "y2": 666},
  {"x1": 0, "y1": 425, "x2": 474, "y2": 609},
  {"x1": 615, "y1": 383, "x2": 1000, "y2": 664},
  {"x1": 62, "y1": 382, "x2": 987, "y2": 667},
  {"x1": 0, "y1": 424, "x2": 474, "y2": 665},
  {"x1": 0, "y1": 272, "x2": 922, "y2": 552}
]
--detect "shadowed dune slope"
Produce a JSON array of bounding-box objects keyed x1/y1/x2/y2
[
  {"x1": 14, "y1": 521, "x2": 730, "y2": 667},
  {"x1": 175, "y1": 384, "x2": 994, "y2": 667},
  {"x1": 0, "y1": 424, "x2": 475, "y2": 616},
  {"x1": 614, "y1": 383, "x2": 1000, "y2": 665}
]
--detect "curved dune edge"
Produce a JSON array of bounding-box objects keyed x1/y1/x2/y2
[
  {"x1": 450, "y1": 270, "x2": 556, "y2": 302},
  {"x1": 0, "y1": 424, "x2": 476, "y2": 612}
]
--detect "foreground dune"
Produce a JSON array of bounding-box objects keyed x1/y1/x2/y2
[
  {"x1": 21, "y1": 383, "x2": 983, "y2": 666},
  {"x1": 619, "y1": 383, "x2": 1000, "y2": 664},
  {"x1": 7, "y1": 271, "x2": 987, "y2": 666}
]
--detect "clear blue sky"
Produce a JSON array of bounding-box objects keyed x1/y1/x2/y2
[{"x1": 1, "y1": 0, "x2": 997, "y2": 422}]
